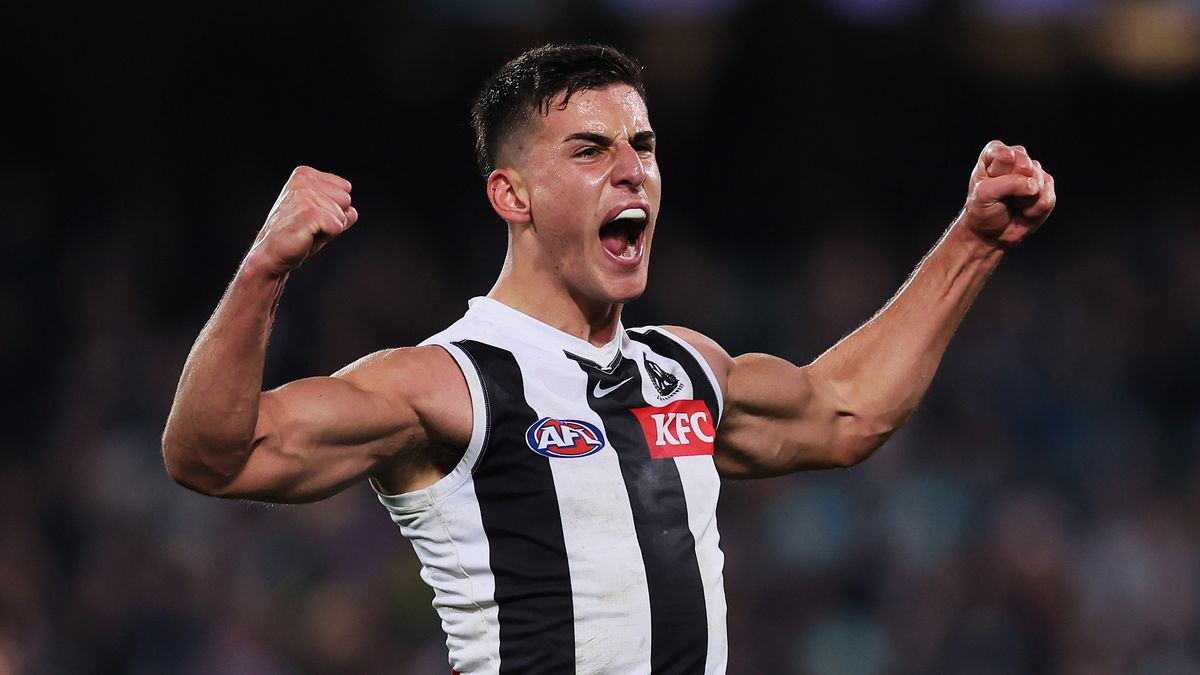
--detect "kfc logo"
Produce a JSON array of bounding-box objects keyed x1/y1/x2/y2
[{"x1": 629, "y1": 400, "x2": 716, "y2": 459}]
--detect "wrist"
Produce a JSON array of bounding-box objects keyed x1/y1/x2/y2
[
  {"x1": 947, "y1": 212, "x2": 1007, "y2": 264},
  {"x1": 228, "y1": 252, "x2": 290, "y2": 320},
  {"x1": 240, "y1": 247, "x2": 291, "y2": 283}
]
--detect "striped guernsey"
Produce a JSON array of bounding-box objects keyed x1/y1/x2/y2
[{"x1": 373, "y1": 297, "x2": 728, "y2": 674}]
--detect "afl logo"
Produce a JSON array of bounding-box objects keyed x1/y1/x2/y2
[{"x1": 526, "y1": 417, "x2": 606, "y2": 458}]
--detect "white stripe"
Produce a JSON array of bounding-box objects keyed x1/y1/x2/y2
[
  {"x1": 423, "y1": 479, "x2": 502, "y2": 673},
  {"x1": 675, "y1": 455, "x2": 729, "y2": 674},
  {"x1": 511, "y1": 349, "x2": 654, "y2": 674}
]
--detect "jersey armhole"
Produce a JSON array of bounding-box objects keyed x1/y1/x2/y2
[
  {"x1": 371, "y1": 342, "x2": 489, "y2": 514},
  {"x1": 644, "y1": 326, "x2": 726, "y2": 423}
]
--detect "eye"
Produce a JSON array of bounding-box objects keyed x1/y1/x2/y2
[
  {"x1": 574, "y1": 146, "x2": 601, "y2": 159},
  {"x1": 633, "y1": 141, "x2": 656, "y2": 156}
]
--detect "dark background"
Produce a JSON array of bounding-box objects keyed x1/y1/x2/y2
[{"x1": 4, "y1": 0, "x2": 1200, "y2": 672}]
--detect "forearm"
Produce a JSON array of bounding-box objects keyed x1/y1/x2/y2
[
  {"x1": 715, "y1": 142, "x2": 1053, "y2": 475},
  {"x1": 163, "y1": 253, "x2": 287, "y2": 483},
  {"x1": 807, "y1": 215, "x2": 1003, "y2": 449}
]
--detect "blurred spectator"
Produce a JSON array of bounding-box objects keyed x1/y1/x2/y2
[{"x1": 4, "y1": 0, "x2": 1199, "y2": 672}]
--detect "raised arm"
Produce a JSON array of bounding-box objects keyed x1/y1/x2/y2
[
  {"x1": 162, "y1": 166, "x2": 468, "y2": 502},
  {"x1": 691, "y1": 141, "x2": 1056, "y2": 478}
]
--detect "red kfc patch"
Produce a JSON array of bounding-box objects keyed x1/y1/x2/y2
[{"x1": 630, "y1": 399, "x2": 716, "y2": 459}]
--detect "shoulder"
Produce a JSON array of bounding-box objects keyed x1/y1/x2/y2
[
  {"x1": 334, "y1": 345, "x2": 472, "y2": 445},
  {"x1": 333, "y1": 345, "x2": 462, "y2": 387},
  {"x1": 655, "y1": 325, "x2": 735, "y2": 394}
]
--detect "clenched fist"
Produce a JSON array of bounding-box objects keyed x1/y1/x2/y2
[
  {"x1": 247, "y1": 166, "x2": 359, "y2": 275},
  {"x1": 961, "y1": 141, "x2": 1056, "y2": 249}
]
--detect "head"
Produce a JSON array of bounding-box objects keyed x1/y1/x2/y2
[{"x1": 471, "y1": 44, "x2": 660, "y2": 309}]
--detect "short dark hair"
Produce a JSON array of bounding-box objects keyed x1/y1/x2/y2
[{"x1": 470, "y1": 43, "x2": 646, "y2": 178}]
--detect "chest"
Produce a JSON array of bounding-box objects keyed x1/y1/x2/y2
[{"x1": 457, "y1": 335, "x2": 722, "y2": 519}]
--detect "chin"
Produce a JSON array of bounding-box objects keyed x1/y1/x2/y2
[
  {"x1": 574, "y1": 262, "x2": 649, "y2": 307},
  {"x1": 612, "y1": 291, "x2": 645, "y2": 305},
  {"x1": 606, "y1": 278, "x2": 648, "y2": 305}
]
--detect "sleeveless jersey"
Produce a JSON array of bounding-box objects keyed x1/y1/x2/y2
[{"x1": 374, "y1": 297, "x2": 727, "y2": 674}]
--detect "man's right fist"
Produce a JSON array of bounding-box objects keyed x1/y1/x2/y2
[{"x1": 247, "y1": 166, "x2": 358, "y2": 275}]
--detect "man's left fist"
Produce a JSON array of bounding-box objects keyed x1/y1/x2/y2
[{"x1": 961, "y1": 140, "x2": 1056, "y2": 249}]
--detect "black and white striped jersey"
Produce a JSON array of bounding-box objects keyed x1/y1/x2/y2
[{"x1": 374, "y1": 297, "x2": 728, "y2": 674}]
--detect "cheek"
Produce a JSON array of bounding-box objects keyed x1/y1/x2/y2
[
  {"x1": 531, "y1": 164, "x2": 586, "y2": 207},
  {"x1": 645, "y1": 162, "x2": 662, "y2": 190},
  {"x1": 531, "y1": 172, "x2": 597, "y2": 224}
]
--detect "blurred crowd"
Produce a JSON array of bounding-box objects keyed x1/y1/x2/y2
[{"x1": 3, "y1": 0, "x2": 1199, "y2": 673}]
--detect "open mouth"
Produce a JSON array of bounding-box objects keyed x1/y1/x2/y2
[{"x1": 599, "y1": 207, "x2": 648, "y2": 261}]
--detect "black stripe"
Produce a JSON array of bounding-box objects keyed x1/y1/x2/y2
[
  {"x1": 628, "y1": 329, "x2": 720, "y2": 419},
  {"x1": 576, "y1": 353, "x2": 709, "y2": 675},
  {"x1": 455, "y1": 340, "x2": 575, "y2": 674}
]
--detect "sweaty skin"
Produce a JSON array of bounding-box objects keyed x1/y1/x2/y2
[
  {"x1": 485, "y1": 85, "x2": 661, "y2": 346},
  {"x1": 162, "y1": 85, "x2": 1056, "y2": 502}
]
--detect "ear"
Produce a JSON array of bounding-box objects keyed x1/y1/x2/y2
[{"x1": 486, "y1": 168, "x2": 531, "y2": 225}]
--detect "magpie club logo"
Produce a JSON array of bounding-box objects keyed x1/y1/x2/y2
[
  {"x1": 643, "y1": 355, "x2": 683, "y2": 400},
  {"x1": 525, "y1": 417, "x2": 606, "y2": 458}
]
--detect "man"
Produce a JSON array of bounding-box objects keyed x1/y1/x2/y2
[{"x1": 163, "y1": 43, "x2": 1055, "y2": 674}]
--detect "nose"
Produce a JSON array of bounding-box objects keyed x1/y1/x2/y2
[{"x1": 610, "y1": 141, "x2": 646, "y2": 190}]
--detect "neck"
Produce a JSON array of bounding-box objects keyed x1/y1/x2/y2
[{"x1": 488, "y1": 251, "x2": 624, "y2": 348}]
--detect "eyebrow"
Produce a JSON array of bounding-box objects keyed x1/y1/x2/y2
[{"x1": 561, "y1": 130, "x2": 657, "y2": 147}]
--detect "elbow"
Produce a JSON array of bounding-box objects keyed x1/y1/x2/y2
[
  {"x1": 162, "y1": 437, "x2": 217, "y2": 495},
  {"x1": 830, "y1": 443, "x2": 871, "y2": 469},
  {"x1": 161, "y1": 430, "x2": 240, "y2": 497},
  {"x1": 830, "y1": 413, "x2": 905, "y2": 468},
  {"x1": 808, "y1": 369, "x2": 915, "y2": 469}
]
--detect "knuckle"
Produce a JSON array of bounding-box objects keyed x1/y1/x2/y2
[{"x1": 287, "y1": 173, "x2": 313, "y2": 191}]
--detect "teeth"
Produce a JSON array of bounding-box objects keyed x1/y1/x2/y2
[{"x1": 614, "y1": 208, "x2": 647, "y2": 221}]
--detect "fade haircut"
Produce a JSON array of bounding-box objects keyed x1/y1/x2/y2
[{"x1": 470, "y1": 43, "x2": 646, "y2": 178}]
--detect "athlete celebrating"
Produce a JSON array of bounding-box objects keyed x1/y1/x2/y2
[{"x1": 163, "y1": 44, "x2": 1056, "y2": 674}]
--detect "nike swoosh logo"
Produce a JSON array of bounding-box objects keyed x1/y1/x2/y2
[{"x1": 593, "y1": 377, "x2": 634, "y2": 398}]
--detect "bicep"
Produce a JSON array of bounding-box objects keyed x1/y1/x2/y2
[
  {"x1": 218, "y1": 374, "x2": 420, "y2": 502},
  {"x1": 715, "y1": 353, "x2": 851, "y2": 478},
  {"x1": 658, "y1": 326, "x2": 858, "y2": 477}
]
